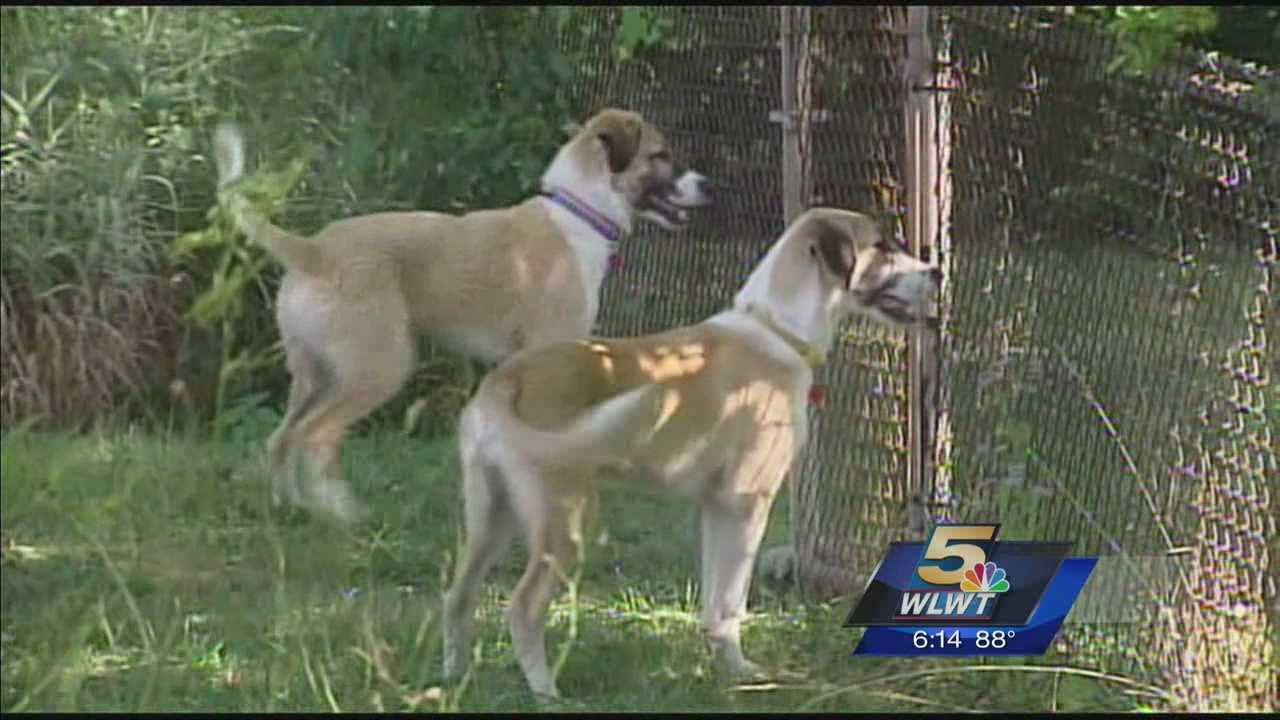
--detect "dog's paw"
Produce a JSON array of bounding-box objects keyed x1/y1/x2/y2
[
  {"x1": 269, "y1": 470, "x2": 303, "y2": 508},
  {"x1": 726, "y1": 658, "x2": 770, "y2": 683},
  {"x1": 335, "y1": 498, "x2": 370, "y2": 525},
  {"x1": 306, "y1": 480, "x2": 368, "y2": 526},
  {"x1": 532, "y1": 692, "x2": 591, "y2": 713},
  {"x1": 269, "y1": 485, "x2": 300, "y2": 510},
  {"x1": 530, "y1": 685, "x2": 563, "y2": 704}
]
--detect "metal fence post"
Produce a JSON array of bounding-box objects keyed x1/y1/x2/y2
[
  {"x1": 930, "y1": 10, "x2": 956, "y2": 530},
  {"x1": 779, "y1": 7, "x2": 796, "y2": 224},
  {"x1": 777, "y1": 4, "x2": 805, "y2": 594},
  {"x1": 775, "y1": 6, "x2": 822, "y2": 226},
  {"x1": 901, "y1": 7, "x2": 943, "y2": 535}
]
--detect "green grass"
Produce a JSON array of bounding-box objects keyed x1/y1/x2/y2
[{"x1": 0, "y1": 424, "x2": 1142, "y2": 713}]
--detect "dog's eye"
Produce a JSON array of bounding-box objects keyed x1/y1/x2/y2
[
  {"x1": 650, "y1": 151, "x2": 671, "y2": 163},
  {"x1": 875, "y1": 239, "x2": 897, "y2": 253}
]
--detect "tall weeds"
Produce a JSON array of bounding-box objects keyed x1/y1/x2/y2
[
  {"x1": 0, "y1": 8, "x2": 239, "y2": 428},
  {"x1": 1, "y1": 7, "x2": 580, "y2": 433}
]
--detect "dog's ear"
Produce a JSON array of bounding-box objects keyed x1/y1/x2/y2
[
  {"x1": 809, "y1": 217, "x2": 857, "y2": 288},
  {"x1": 595, "y1": 112, "x2": 642, "y2": 174}
]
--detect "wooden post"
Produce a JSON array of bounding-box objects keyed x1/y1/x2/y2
[{"x1": 902, "y1": 7, "x2": 943, "y2": 535}]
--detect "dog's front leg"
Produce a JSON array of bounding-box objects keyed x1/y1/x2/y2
[{"x1": 699, "y1": 497, "x2": 774, "y2": 680}]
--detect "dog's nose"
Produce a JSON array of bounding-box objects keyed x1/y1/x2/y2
[
  {"x1": 929, "y1": 267, "x2": 943, "y2": 283},
  {"x1": 696, "y1": 176, "x2": 714, "y2": 202}
]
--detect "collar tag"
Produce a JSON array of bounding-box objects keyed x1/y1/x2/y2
[{"x1": 808, "y1": 383, "x2": 827, "y2": 408}]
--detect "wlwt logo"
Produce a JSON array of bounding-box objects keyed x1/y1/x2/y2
[{"x1": 898, "y1": 559, "x2": 1010, "y2": 621}]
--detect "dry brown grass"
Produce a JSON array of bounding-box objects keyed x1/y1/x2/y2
[{"x1": 0, "y1": 273, "x2": 184, "y2": 430}]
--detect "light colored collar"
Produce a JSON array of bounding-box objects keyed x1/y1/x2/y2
[{"x1": 740, "y1": 302, "x2": 827, "y2": 368}]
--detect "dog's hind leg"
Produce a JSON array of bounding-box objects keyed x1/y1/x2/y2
[
  {"x1": 289, "y1": 304, "x2": 416, "y2": 525},
  {"x1": 265, "y1": 383, "x2": 304, "y2": 507},
  {"x1": 442, "y1": 454, "x2": 518, "y2": 681},
  {"x1": 506, "y1": 475, "x2": 594, "y2": 699},
  {"x1": 266, "y1": 340, "x2": 335, "y2": 508}
]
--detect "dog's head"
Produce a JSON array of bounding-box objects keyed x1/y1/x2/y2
[
  {"x1": 799, "y1": 208, "x2": 940, "y2": 328},
  {"x1": 741, "y1": 208, "x2": 940, "y2": 339},
  {"x1": 547, "y1": 108, "x2": 712, "y2": 231}
]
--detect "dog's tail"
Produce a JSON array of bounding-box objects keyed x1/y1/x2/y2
[
  {"x1": 213, "y1": 123, "x2": 326, "y2": 275},
  {"x1": 470, "y1": 375, "x2": 665, "y2": 468}
]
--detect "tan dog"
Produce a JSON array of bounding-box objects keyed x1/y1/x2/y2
[
  {"x1": 442, "y1": 208, "x2": 941, "y2": 698},
  {"x1": 211, "y1": 110, "x2": 712, "y2": 523}
]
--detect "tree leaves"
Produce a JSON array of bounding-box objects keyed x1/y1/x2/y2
[
  {"x1": 1075, "y1": 6, "x2": 1219, "y2": 76},
  {"x1": 617, "y1": 7, "x2": 673, "y2": 61},
  {"x1": 1104, "y1": 6, "x2": 1217, "y2": 76}
]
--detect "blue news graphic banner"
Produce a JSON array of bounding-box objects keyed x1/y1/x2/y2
[{"x1": 844, "y1": 525, "x2": 1097, "y2": 656}]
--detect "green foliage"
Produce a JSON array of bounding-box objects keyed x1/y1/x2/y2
[
  {"x1": 617, "y1": 7, "x2": 674, "y2": 60},
  {"x1": 221, "y1": 6, "x2": 578, "y2": 220},
  {"x1": 0, "y1": 7, "x2": 250, "y2": 428},
  {"x1": 1, "y1": 7, "x2": 588, "y2": 432},
  {"x1": 1202, "y1": 7, "x2": 1280, "y2": 67},
  {"x1": 1068, "y1": 6, "x2": 1280, "y2": 75},
  {"x1": 1, "y1": 8, "x2": 222, "y2": 288},
  {"x1": 171, "y1": 153, "x2": 310, "y2": 432},
  {"x1": 173, "y1": 154, "x2": 310, "y2": 328},
  {"x1": 1082, "y1": 6, "x2": 1218, "y2": 76}
]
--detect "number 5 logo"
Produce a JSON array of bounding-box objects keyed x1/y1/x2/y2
[{"x1": 916, "y1": 524, "x2": 999, "y2": 586}]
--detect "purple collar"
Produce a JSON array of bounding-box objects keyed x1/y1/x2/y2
[{"x1": 542, "y1": 188, "x2": 625, "y2": 245}]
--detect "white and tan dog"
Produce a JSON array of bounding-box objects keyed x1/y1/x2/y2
[
  {"x1": 211, "y1": 110, "x2": 711, "y2": 523},
  {"x1": 442, "y1": 207, "x2": 941, "y2": 698}
]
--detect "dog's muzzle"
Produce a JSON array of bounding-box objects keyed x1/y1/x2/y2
[
  {"x1": 640, "y1": 171, "x2": 713, "y2": 229},
  {"x1": 861, "y1": 267, "x2": 942, "y2": 327}
]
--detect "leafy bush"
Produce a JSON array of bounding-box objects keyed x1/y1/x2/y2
[{"x1": 1068, "y1": 6, "x2": 1279, "y2": 74}]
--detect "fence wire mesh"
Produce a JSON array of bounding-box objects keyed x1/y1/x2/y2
[
  {"x1": 565, "y1": 6, "x2": 1276, "y2": 709},
  {"x1": 932, "y1": 7, "x2": 1275, "y2": 708},
  {"x1": 564, "y1": 7, "x2": 786, "y2": 337}
]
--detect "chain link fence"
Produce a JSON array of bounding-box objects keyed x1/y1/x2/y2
[
  {"x1": 564, "y1": 6, "x2": 1276, "y2": 710},
  {"x1": 932, "y1": 7, "x2": 1276, "y2": 709}
]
